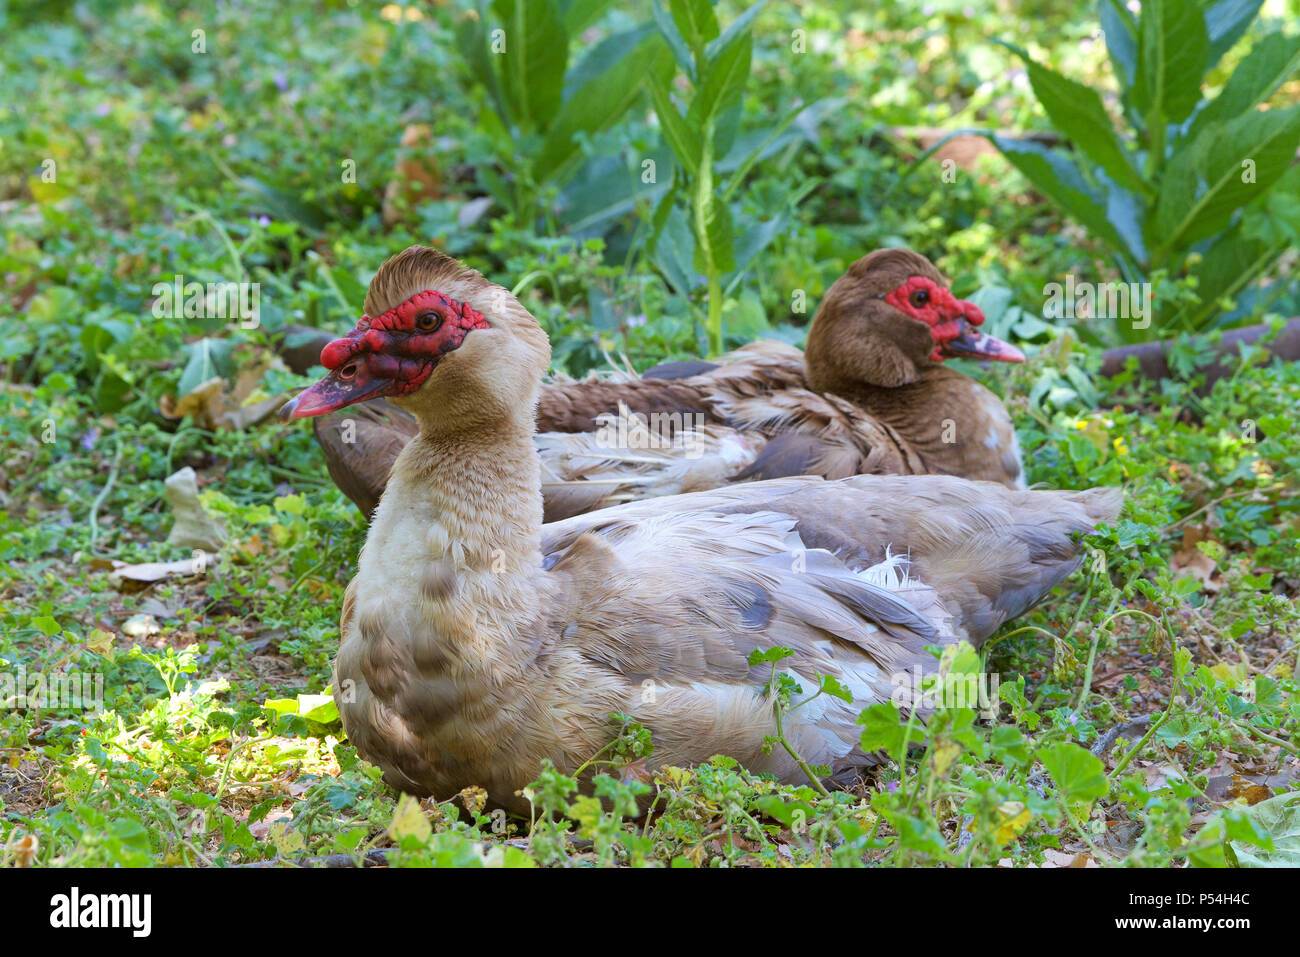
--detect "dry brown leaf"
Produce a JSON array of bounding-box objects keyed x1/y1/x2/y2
[
  {"x1": 1170, "y1": 524, "x2": 1221, "y2": 592},
  {"x1": 159, "y1": 351, "x2": 289, "y2": 431},
  {"x1": 382, "y1": 123, "x2": 445, "y2": 226}
]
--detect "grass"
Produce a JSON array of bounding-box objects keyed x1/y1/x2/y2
[{"x1": 0, "y1": 0, "x2": 1297, "y2": 867}]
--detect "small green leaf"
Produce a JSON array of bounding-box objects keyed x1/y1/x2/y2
[
  {"x1": 748, "y1": 646, "x2": 793, "y2": 666},
  {"x1": 669, "y1": 0, "x2": 719, "y2": 58},
  {"x1": 858, "y1": 702, "x2": 907, "y2": 755},
  {"x1": 819, "y1": 673, "x2": 854, "y2": 704},
  {"x1": 1037, "y1": 742, "x2": 1108, "y2": 804}
]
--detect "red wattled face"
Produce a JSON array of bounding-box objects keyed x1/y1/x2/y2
[
  {"x1": 280, "y1": 289, "x2": 490, "y2": 419},
  {"x1": 883, "y1": 276, "x2": 1024, "y2": 364}
]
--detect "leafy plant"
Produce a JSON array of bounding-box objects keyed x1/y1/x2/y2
[
  {"x1": 987, "y1": 0, "x2": 1300, "y2": 339},
  {"x1": 453, "y1": 0, "x2": 672, "y2": 227},
  {"x1": 645, "y1": 0, "x2": 819, "y2": 355}
]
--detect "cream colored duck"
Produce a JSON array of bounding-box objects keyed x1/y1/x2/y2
[
  {"x1": 281, "y1": 247, "x2": 1120, "y2": 812},
  {"x1": 310, "y1": 248, "x2": 1027, "y2": 522}
]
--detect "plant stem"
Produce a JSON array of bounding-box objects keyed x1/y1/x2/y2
[
  {"x1": 88, "y1": 434, "x2": 124, "y2": 556},
  {"x1": 707, "y1": 272, "x2": 723, "y2": 357}
]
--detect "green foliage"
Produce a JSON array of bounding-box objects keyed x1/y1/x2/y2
[
  {"x1": 453, "y1": 0, "x2": 672, "y2": 227},
  {"x1": 989, "y1": 0, "x2": 1300, "y2": 338},
  {"x1": 1, "y1": 0, "x2": 1297, "y2": 870},
  {"x1": 645, "y1": 0, "x2": 819, "y2": 355}
]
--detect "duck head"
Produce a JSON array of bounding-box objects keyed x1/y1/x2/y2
[
  {"x1": 805, "y1": 248, "x2": 1023, "y2": 394},
  {"x1": 281, "y1": 246, "x2": 550, "y2": 435}
]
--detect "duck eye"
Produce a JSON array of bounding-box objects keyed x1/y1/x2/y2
[
  {"x1": 415, "y1": 310, "x2": 443, "y2": 332},
  {"x1": 908, "y1": 288, "x2": 930, "y2": 308}
]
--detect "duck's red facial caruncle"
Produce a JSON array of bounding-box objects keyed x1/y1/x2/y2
[
  {"x1": 281, "y1": 289, "x2": 490, "y2": 419},
  {"x1": 883, "y1": 276, "x2": 1024, "y2": 364}
]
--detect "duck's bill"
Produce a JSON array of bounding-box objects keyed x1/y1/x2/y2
[
  {"x1": 940, "y1": 321, "x2": 1026, "y2": 363},
  {"x1": 279, "y1": 368, "x2": 394, "y2": 420}
]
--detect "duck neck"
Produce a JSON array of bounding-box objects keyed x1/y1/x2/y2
[
  {"x1": 361, "y1": 411, "x2": 550, "y2": 662},
  {"x1": 844, "y1": 365, "x2": 961, "y2": 429}
]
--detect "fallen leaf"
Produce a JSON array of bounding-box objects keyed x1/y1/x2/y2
[
  {"x1": 121, "y1": 614, "x2": 160, "y2": 638},
  {"x1": 381, "y1": 123, "x2": 444, "y2": 226},
  {"x1": 109, "y1": 558, "x2": 206, "y2": 591},
  {"x1": 164, "y1": 467, "x2": 226, "y2": 552}
]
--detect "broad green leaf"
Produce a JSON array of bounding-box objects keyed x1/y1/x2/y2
[
  {"x1": 1037, "y1": 742, "x2": 1108, "y2": 804},
  {"x1": 557, "y1": 152, "x2": 671, "y2": 235},
  {"x1": 455, "y1": 9, "x2": 509, "y2": 127},
  {"x1": 882, "y1": 810, "x2": 948, "y2": 858},
  {"x1": 992, "y1": 136, "x2": 1124, "y2": 249},
  {"x1": 1176, "y1": 225, "x2": 1268, "y2": 328},
  {"x1": 1230, "y1": 792, "x2": 1300, "y2": 866},
  {"x1": 235, "y1": 176, "x2": 328, "y2": 233},
  {"x1": 651, "y1": 0, "x2": 694, "y2": 78},
  {"x1": 561, "y1": 0, "x2": 614, "y2": 34},
  {"x1": 299, "y1": 694, "x2": 339, "y2": 724},
  {"x1": 389, "y1": 794, "x2": 432, "y2": 842},
  {"x1": 533, "y1": 36, "x2": 671, "y2": 181},
  {"x1": 647, "y1": 73, "x2": 701, "y2": 175},
  {"x1": 1153, "y1": 105, "x2": 1300, "y2": 250},
  {"x1": 706, "y1": 0, "x2": 768, "y2": 60},
  {"x1": 31, "y1": 615, "x2": 62, "y2": 636},
  {"x1": 1243, "y1": 182, "x2": 1300, "y2": 246},
  {"x1": 493, "y1": 0, "x2": 567, "y2": 132},
  {"x1": 485, "y1": 843, "x2": 538, "y2": 867},
  {"x1": 692, "y1": 188, "x2": 735, "y2": 275},
  {"x1": 991, "y1": 726, "x2": 1034, "y2": 769},
  {"x1": 713, "y1": 100, "x2": 743, "y2": 158},
  {"x1": 688, "y1": 30, "x2": 752, "y2": 132},
  {"x1": 1187, "y1": 32, "x2": 1300, "y2": 145},
  {"x1": 669, "y1": 0, "x2": 719, "y2": 59},
  {"x1": 650, "y1": 204, "x2": 701, "y2": 294},
  {"x1": 1100, "y1": 174, "x2": 1149, "y2": 264},
  {"x1": 1024, "y1": 59, "x2": 1145, "y2": 194},
  {"x1": 819, "y1": 674, "x2": 854, "y2": 703},
  {"x1": 80, "y1": 317, "x2": 132, "y2": 374},
  {"x1": 1203, "y1": 0, "x2": 1265, "y2": 69},
  {"x1": 564, "y1": 22, "x2": 655, "y2": 97},
  {"x1": 724, "y1": 207, "x2": 791, "y2": 293},
  {"x1": 178, "y1": 337, "x2": 237, "y2": 397},
  {"x1": 1132, "y1": 0, "x2": 1210, "y2": 124},
  {"x1": 1099, "y1": 0, "x2": 1139, "y2": 92}
]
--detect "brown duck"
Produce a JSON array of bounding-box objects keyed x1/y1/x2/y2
[
  {"x1": 280, "y1": 246, "x2": 1120, "y2": 810},
  {"x1": 309, "y1": 248, "x2": 1027, "y2": 522}
]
